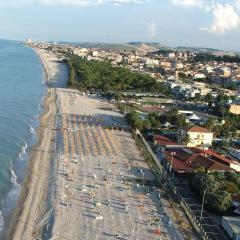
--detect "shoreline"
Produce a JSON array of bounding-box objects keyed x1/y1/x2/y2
[{"x1": 4, "y1": 48, "x2": 59, "y2": 240}]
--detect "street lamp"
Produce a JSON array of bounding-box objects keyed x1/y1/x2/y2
[{"x1": 170, "y1": 152, "x2": 176, "y2": 173}]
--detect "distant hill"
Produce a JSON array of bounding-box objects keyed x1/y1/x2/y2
[
  {"x1": 58, "y1": 41, "x2": 173, "y2": 52},
  {"x1": 175, "y1": 46, "x2": 220, "y2": 52},
  {"x1": 57, "y1": 41, "x2": 239, "y2": 55},
  {"x1": 59, "y1": 42, "x2": 136, "y2": 50},
  {"x1": 175, "y1": 46, "x2": 240, "y2": 56},
  {"x1": 126, "y1": 42, "x2": 173, "y2": 52}
]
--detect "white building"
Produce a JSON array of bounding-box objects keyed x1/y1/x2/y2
[
  {"x1": 204, "y1": 66, "x2": 213, "y2": 74},
  {"x1": 168, "y1": 53, "x2": 176, "y2": 59},
  {"x1": 222, "y1": 216, "x2": 240, "y2": 240},
  {"x1": 26, "y1": 38, "x2": 32, "y2": 44},
  {"x1": 178, "y1": 126, "x2": 213, "y2": 148},
  {"x1": 92, "y1": 51, "x2": 99, "y2": 57},
  {"x1": 144, "y1": 58, "x2": 159, "y2": 67},
  {"x1": 194, "y1": 73, "x2": 206, "y2": 79},
  {"x1": 186, "y1": 114, "x2": 202, "y2": 124},
  {"x1": 73, "y1": 48, "x2": 88, "y2": 57}
]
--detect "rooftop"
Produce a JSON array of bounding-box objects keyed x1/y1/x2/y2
[
  {"x1": 164, "y1": 149, "x2": 233, "y2": 173},
  {"x1": 185, "y1": 126, "x2": 212, "y2": 133},
  {"x1": 154, "y1": 135, "x2": 179, "y2": 146},
  {"x1": 222, "y1": 216, "x2": 240, "y2": 234},
  {"x1": 155, "y1": 134, "x2": 239, "y2": 173}
]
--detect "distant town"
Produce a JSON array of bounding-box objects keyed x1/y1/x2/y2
[{"x1": 28, "y1": 38, "x2": 240, "y2": 240}]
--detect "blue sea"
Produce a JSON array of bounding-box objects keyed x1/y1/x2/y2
[{"x1": 0, "y1": 40, "x2": 46, "y2": 231}]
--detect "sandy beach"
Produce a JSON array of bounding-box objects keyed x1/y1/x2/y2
[
  {"x1": 5, "y1": 48, "x2": 194, "y2": 240},
  {"x1": 4, "y1": 49, "x2": 68, "y2": 240}
]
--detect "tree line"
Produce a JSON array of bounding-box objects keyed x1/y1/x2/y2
[
  {"x1": 194, "y1": 53, "x2": 240, "y2": 63},
  {"x1": 65, "y1": 55, "x2": 169, "y2": 94},
  {"x1": 126, "y1": 110, "x2": 188, "y2": 131}
]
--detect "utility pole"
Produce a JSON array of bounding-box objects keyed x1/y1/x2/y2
[
  {"x1": 200, "y1": 190, "x2": 206, "y2": 221},
  {"x1": 170, "y1": 152, "x2": 176, "y2": 172},
  {"x1": 170, "y1": 152, "x2": 176, "y2": 181}
]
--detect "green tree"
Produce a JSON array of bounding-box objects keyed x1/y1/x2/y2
[
  {"x1": 204, "y1": 93, "x2": 214, "y2": 106},
  {"x1": 225, "y1": 172, "x2": 240, "y2": 186},
  {"x1": 194, "y1": 93, "x2": 202, "y2": 102},
  {"x1": 205, "y1": 119, "x2": 215, "y2": 132},
  {"x1": 207, "y1": 190, "x2": 232, "y2": 213},
  {"x1": 222, "y1": 181, "x2": 240, "y2": 194}
]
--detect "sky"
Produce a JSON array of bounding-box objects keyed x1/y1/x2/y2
[{"x1": 0, "y1": 0, "x2": 240, "y2": 50}]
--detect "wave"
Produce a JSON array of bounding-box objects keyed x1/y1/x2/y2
[
  {"x1": 30, "y1": 114, "x2": 39, "y2": 122},
  {"x1": 41, "y1": 78, "x2": 45, "y2": 86},
  {"x1": 18, "y1": 142, "x2": 28, "y2": 160},
  {"x1": 0, "y1": 165, "x2": 21, "y2": 224},
  {"x1": 29, "y1": 125, "x2": 36, "y2": 135},
  {"x1": 0, "y1": 211, "x2": 4, "y2": 232},
  {"x1": 4, "y1": 167, "x2": 21, "y2": 212}
]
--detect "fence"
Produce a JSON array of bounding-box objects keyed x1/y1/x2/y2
[{"x1": 135, "y1": 129, "x2": 208, "y2": 240}]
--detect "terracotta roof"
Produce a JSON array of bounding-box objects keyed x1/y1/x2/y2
[
  {"x1": 154, "y1": 135, "x2": 238, "y2": 173},
  {"x1": 154, "y1": 135, "x2": 178, "y2": 146},
  {"x1": 205, "y1": 148, "x2": 237, "y2": 165},
  {"x1": 164, "y1": 147, "x2": 236, "y2": 173},
  {"x1": 185, "y1": 126, "x2": 212, "y2": 133},
  {"x1": 207, "y1": 162, "x2": 233, "y2": 172},
  {"x1": 165, "y1": 153, "x2": 194, "y2": 172}
]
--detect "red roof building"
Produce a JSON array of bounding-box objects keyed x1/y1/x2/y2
[
  {"x1": 186, "y1": 126, "x2": 213, "y2": 133},
  {"x1": 154, "y1": 135, "x2": 240, "y2": 174}
]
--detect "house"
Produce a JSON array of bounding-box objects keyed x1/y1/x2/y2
[
  {"x1": 222, "y1": 216, "x2": 240, "y2": 240},
  {"x1": 229, "y1": 105, "x2": 240, "y2": 115},
  {"x1": 178, "y1": 126, "x2": 213, "y2": 148},
  {"x1": 154, "y1": 135, "x2": 240, "y2": 174},
  {"x1": 186, "y1": 114, "x2": 202, "y2": 124},
  {"x1": 163, "y1": 147, "x2": 238, "y2": 174}
]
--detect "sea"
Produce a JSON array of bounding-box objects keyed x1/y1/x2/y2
[{"x1": 0, "y1": 40, "x2": 46, "y2": 232}]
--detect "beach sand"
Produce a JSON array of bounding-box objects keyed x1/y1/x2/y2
[
  {"x1": 5, "y1": 48, "x2": 194, "y2": 240},
  {"x1": 4, "y1": 49, "x2": 68, "y2": 240}
]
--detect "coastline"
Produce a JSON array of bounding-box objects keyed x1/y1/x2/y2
[{"x1": 4, "y1": 48, "x2": 61, "y2": 240}]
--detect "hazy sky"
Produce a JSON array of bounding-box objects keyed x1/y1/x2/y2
[{"x1": 1, "y1": 0, "x2": 240, "y2": 50}]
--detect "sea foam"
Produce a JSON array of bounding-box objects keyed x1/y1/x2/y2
[{"x1": 18, "y1": 142, "x2": 28, "y2": 160}]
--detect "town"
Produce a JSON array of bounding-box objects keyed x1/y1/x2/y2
[{"x1": 28, "y1": 39, "x2": 240, "y2": 240}]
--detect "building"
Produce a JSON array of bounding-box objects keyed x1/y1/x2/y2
[
  {"x1": 178, "y1": 126, "x2": 213, "y2": 148},
  {"x1": 168, "y1": 52, "x2": 176, "y2": 59},
  {"x1": 154, "y1": 135, "x2": 240, "y2": 174},
  {"x1": 186, "y1": 114, "x2": 202, "y2": 124},
  {"x1": 160, "y1": 61, "x2": 171, "y2": 69},
  {"x1": 228, "y1": 147, "x2": 240, "y2": 162},
  {"x1": 194, "y1": 73, "x2": 206, "y2": 79},
  {"x1": 92, "y1": 51, "x2": 99, "y2": 57},
  {"x1": 214, "y1": 67, "x2": 232, "y2": 77},
  {"x1": 26, "y1": 38, "x2": 32, "y2": 44},
  {"x1": 229, "y1": 105, "x2": 240, "y2": 115},
  {"x1": 222, "y1": 216, "x2": 240, "y2": 240},
  {"x1": 73, "y1": 48, "x2": 88, "y2": 58},
  {"x1": 144, "y1": 58, "x2": 159, "y2": 68}
]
